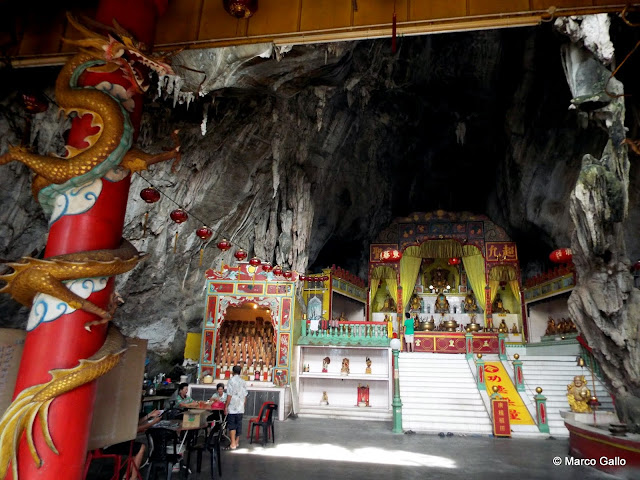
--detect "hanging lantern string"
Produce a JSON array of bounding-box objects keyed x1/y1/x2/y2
[{"x1": 135, "y1": 172, "x2": 253, "y2": 254}]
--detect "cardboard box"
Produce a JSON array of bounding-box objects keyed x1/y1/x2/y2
[{"x1": 182, "y1": 409, "x2": 208, "y2": 429}]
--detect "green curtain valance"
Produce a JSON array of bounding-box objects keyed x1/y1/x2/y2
[{"x1": 488, "y1": 265, "x2": 518, "y2": 282}]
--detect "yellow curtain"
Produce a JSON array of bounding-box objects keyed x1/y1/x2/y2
[
  {"x1": 370, "y1": 279, "x2": 380, "y2": 310},
  {"x1": 414, "y1": 240, "x2": 481, "y2": 259},
  {"x1": 462, "y1": 253, "x2": 487, "y2": 323},
  {"x1": 400, "y1": 247, "x2": 423, "y2": 311},
  {"x1": 385, "y1": 277, "x2": 398, "y2": 310},
  {"x1": 488, "y1": 265, "x2": 518, "y2": 281},
  {"x1": 509, "y1": 279, "x2": 521, "y2": 313},
  {"x1": 489, "y1": 280, "x2": 500, "y2": 304},
  {"x1": 370, "y1": 266, "x2": 396, "y2": 312}
]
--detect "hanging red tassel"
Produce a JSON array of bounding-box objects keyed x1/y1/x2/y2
[
  {"x1": 174, "y1": 231, "x2": 179, "y2": 253},
  {"x1": 199, "y1": 246, "x2": 205, "y2": 266}
]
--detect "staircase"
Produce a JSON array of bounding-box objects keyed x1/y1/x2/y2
[
  {"x1": 399, "y1": 352, "x2": 493, "y2": 435},
  {"x1": 518, "y1": 355, "x2": 614, "y2": 436}
]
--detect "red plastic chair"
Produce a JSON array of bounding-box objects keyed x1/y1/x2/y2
[{"x1": 247, "y1": 401, "x2": 275, "y2": 441}]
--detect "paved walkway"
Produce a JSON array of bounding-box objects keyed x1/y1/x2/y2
[{"x1": 89, "y1": 417, "x2": 629, "y2": 479}]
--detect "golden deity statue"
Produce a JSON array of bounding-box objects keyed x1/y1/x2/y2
[
  {"x1": 545, "y1": 317, "x2": 557, "y2": 336},
  {"x1": 463, "y1": 292, "x2": 478, "y2": 313},
  {"x1": 381, "y1": 295, "x2": 396, "y2": 312},
  {"x1": 434, "y1": 292, "x2": 450, "y2": 313},
  {"x1": 410, "y1": 294, "x2": 422, "y2": 311},
  {"x1": 510, "y1": 322, "x2": 519, "y2": 334},
  {"x1": 431, "y1": 268, "x2": 449, "y2": 291},
  {"x1": 497, "y1": 319, "x2": 508, "y2": 333},
  {"x1": 492, "y1": 294, "x2": 510, "y2": 313},
  {"x1": 567, "y1": 375, "x2": 592, "y2": 413}
]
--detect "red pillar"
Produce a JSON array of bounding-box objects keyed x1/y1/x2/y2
[{"x1": 10, "y1": 2, "x2": 166, "y2": 478}]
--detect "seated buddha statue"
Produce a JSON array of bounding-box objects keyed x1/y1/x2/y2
[
  {"x1": 410, "y1": 294, "x2": 422, "y2": 311},
  {"x1": 567, "y1": 375, "x2": 591, "y2": 413},
  {"x1": 492, "y1": 294, "x2": 510, "y2": 313},
  {"x1": 381, "y1": 296, "x2": 396, "y2": 312},
  {"x1": 463, "y1": 292, "x2": 478, "y2": 313},
  {"x1": 434, "y1": 293, "x2": 450, "y2": 313}
]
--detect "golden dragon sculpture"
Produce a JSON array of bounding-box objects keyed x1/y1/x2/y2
[{"x1": 0, "y1": 14, "x2": 180, "y2": 478}]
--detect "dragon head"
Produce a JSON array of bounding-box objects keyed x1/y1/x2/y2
[{"x1": 64, "y1": 13, "x2": 174, "y2": 94}]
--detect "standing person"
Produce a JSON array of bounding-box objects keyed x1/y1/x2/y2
[
  {"x1": 403, "y1": 312, "x2": 415, "y2": 352},
  {"x1": 224, "y1": 365, "x2": 248, "y2": 450}
]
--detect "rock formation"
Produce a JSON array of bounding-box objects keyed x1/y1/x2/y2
[{"x1": 1, "y1": 16, "x2": 639, "y2": 405}]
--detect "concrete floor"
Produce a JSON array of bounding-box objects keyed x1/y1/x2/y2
[{"x1": 90, "y1": 417, "x2": 628, "y2": 480}]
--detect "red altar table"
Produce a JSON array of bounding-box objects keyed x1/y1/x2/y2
[{"x1": 412, "y1": 331, "x2": 499, "y2": 354}]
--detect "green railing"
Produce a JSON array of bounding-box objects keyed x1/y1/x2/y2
[{"x1": 298, "y1": 320, "x2": 390, "y2": 346}]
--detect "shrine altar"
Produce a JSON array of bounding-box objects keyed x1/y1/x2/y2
[{"x1": 412, "y1": 331, "x2": 500, "y2": 354}]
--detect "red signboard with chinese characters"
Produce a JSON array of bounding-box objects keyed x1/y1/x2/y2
[
  {"x1": 486, "y1": 242, "x2": 518, "y2": 262},
  {"x1": 492, "y1": 399, "x2": 511, "y2": 437}
]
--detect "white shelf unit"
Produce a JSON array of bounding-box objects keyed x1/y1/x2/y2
[{"x1": 296, "y1": 345, "x2": 392, "y2": 420}]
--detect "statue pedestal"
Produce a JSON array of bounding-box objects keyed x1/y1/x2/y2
[{"x1": 560, "y1": 410, "x2": 617, "y2": 425}]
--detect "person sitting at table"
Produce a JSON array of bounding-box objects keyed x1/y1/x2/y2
[
  {"x1": 169, "y1": 382, "x2": 199, "y2": 408},
  {"x1": 209, "y1": 383, "x2": 227, "y2": 404},
  {"x1": 102, "y1": 409, "x2": 162, "y2": 480}
]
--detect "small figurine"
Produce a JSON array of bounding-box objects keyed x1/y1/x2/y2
[
  {"x1": 545, "y1": 317, "x2": 557, "y2": 336},
  {"x1": 498, "y1": 319, "x2": 508, "y2": 333},
  {"x1": 365, "y1": 357, "x2": 372, "y2": 374},
  {"x1": 320, "y1": 391, "x2": 329, "y2": 406},
  {"x1": 567, "y1": 375, "x2": 591, "y2": 413},
  {"x1": 510, "y1": 322, "x2": 519, "y2": 334},
  {"x1": 322, "y1": 356, "x2": 330, "y2": 373},
  {"x1": 341, "y1": 358, "x2": 350, "y2": 375}
]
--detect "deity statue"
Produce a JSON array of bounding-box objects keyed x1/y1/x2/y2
[
  {"x1": 498, "y1": 319, "x2": 508, "y2": 333},
  {"x1": 410, "y1": 294, "x2": 422, "y2": 311},
  {"x1": 510, "y1": 323, "x2": 520, "y2": 334},
  {"x1": 492, "y1": 294, "x2": 510, "y2": 313},
  {"x1": 320, "y1": 391, "x2": 329, "y2": 405},
  {"x1": 434, "y1": 292, "x2": 450, "y2": 313},
  {"x1": 341, "y1": 358, "x2": 350, "y2": 375},
  {"x1": 567, "y1": 375, "x2": 592, "y2": 413},
  {"x1": 381, "y1": 295, "x2": 396, "y2": 312},
  {"x1": 365, "y1": 357, "x2": 372, "y2": 374},
  {"x1": 431, "y1": 268, "x2": 449, "y2": 291},
  {"x1": 545, "y1": 317, "x2": 557, "y2": 336},
  {"x1": 322, "y1": 356, "x2": 330, "y2": 373},
  {"x1": 463, "y1": 292, "x2": 478, "y2": 313}
]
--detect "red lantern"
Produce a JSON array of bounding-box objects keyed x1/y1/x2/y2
[
  {"x1": 632, "y1": 260, "x2": 640, "y2": 271},
  {"x1": 299, "y1": 274, "x2": 306, "y2": 281},
  {"x1": 380, "y1": 248, "x2": 402, "y2": 262},
  {"x1": 273, "y1": 265, "x2": 283, "y2": 276},
  {"x1": 262, "y1": 263, "x2": 273, "y2": 273},
  {"x1": 249, "y1": 257, "x2": 261, "y2": 266},
  {"x1": 447, "y1": 257, "x2": 461, "y2": 266},
  {"x1": 549, "y1": 248, "x2": 572, "y2": 263},
  {"x1": 217, "y1": 238, "x2": 231, "y2": 251},
  {"x1": 170, "y1": 209, "x2": 188, "y2": 223},
  {"x1": 140, "y1": 187, "x2": 161, "y2": 203},
  {"x1": 223, "y1": 0, "x2": 258, "y2": 18},
  {"x1": 196, "y1": 226, "x2": 213, "y2": 241},
  {"x1": 283, "y1": 270, "x2": 293, "y2": 279},
  {"x1": 234, "y1": 249, "x2": 248, "y2": 261}
]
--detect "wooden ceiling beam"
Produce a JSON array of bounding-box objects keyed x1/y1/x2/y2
[{"x1": 4, "y1": 1, "x2": 639, "y2": 67}]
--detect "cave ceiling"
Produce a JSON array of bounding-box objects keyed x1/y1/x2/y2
[{"x1": 1, "y1": 16, "x2": 640, "y2": 338}]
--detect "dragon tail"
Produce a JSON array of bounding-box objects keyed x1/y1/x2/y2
[{"x1": 0, "y1": 326, "x2": 126, "y2": 478}]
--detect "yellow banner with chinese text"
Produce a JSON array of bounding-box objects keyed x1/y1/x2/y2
[{"x1": 484, "y1": 362, "x2": 535, "y2": 425}]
